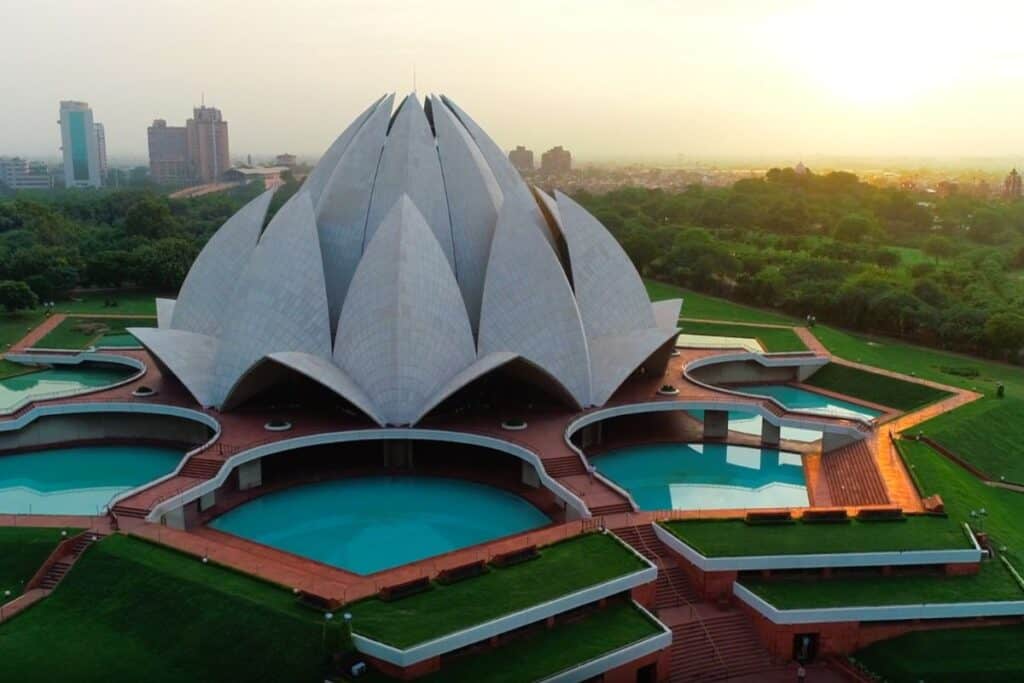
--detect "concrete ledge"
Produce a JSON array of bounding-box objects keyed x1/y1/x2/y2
[
  {"x1": 351, "y1": 546, "x2": 658, "y2": 667},
  {"x1": 654, "y1": 521, "x2": 983, "y2": 571},
  {"x1": 2, "y1": 352, "x2": 146, "y2": 415},
  {"x1": 733, "y1": 582, "x2": 1024, "y2": 624}
]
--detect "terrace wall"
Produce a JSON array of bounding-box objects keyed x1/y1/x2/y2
[
  {"x1": 689, "y1": 360, "x2": 796, "y2": 386},
  {"x1": 0, "y1": 412, "x2": 211, "y2": 454}
]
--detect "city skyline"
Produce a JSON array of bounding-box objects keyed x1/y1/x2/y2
[{"x1": 4, "y1": 1, "x2": 1024, "y2": 162}]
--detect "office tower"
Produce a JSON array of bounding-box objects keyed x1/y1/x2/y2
[
  {"x1": 94, "y1": 123, "x2": 108, "y2": 179},
  {"x1": 58, "y1": 100, "x2": 103, "y2": 188},
  {"x1": 540, "y1": 145, "x2": 571, "y2": 175},
  {"x1": 1003, "y1": 168, "x2": 1021, "y2": 200},
  {"x1": 0, "y1": 157, "x2": 53, "y2": 190},
  {"x1": 187, "y1": 105, "x2": 230, "y2": 183},
  {"x1": 508, "y1": 145, "x2": 534, "y2": 172},
  {"x1": 148, "y1": 119, "x2": 192, "y2": 186}
]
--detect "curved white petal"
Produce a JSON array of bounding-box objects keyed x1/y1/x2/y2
[
  {"x1": 156, "y1": 298, "x2": 175, "y2": 329},
  {"x1": 653, "y1": 298, "x2": 683, "y2": 330},
  {"x1": 315, "y1": 94, "x2": 395, "y2": 332},
  {"x1": 129, "y1": 327, "x2": 218, "y2": 407},
  {"x1": 213, "y1": 191, "x2": 332, "y2": 405},
  {"x1": 430, "y1": 94, "x2": 501, "y2": 333},
  {"x1": 478, "y1": 198, "x2": 591, "y2": 407},
  {"x1": 170, "y1": 189, "x2": 275, "y2": 336},
  {"x1": 364, "y1": 95, "x2": 455, "y2": 271},
  {"x1": 334, "y1": 196, "x2": 477, "y2": 426},
  {"x1": 588, "y1": 328, "x2": 679, "y2": 405},
  {"x1": 303, "y1": 94, "x2": 386, "y2": 204},
  {"x1": 554, "y1": 190, "x2": 656, "y2": 339},
  {"x1": 412, "y1": 351, "x2": 517, "y2": 424}
]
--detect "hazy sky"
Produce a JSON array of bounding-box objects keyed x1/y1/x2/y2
[{"x1": 4, "y1": 0, "x2": 1024, "y2": 162}]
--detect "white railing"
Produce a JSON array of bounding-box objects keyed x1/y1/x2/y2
[
  {"x1": 734, "y1": 582, "x2": 1024, "y2": 624},
  {"x1": 654, "y1": 521, "x2": 983, "y2": 572},
  {"x1": 0, "y1": 352, "x2": 146, "y2": 416}
]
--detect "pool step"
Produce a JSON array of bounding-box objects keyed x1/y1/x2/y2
[
  {"x1": 543, "y1": 455, "x2": 587, "y2": 478},
  {"x1": 180, "y1": 457, "x2": 222, "y2": 479}
]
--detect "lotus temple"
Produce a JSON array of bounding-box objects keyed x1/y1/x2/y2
[{"x1": 0, "y1": 95, "x2": 1011, "y2": 682}]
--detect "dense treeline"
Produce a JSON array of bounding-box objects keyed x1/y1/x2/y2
[
  {"x1": 0, "y1": 175, "x2": 299, "y2": 309},
  {"x1": 578, "y1": 168, "x2": 1024, "y2": 362}
]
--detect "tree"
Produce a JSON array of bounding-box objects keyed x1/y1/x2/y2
[
  {"x1": 0, "y1": 280, "x2": 38, "y2": 312},
  {"x1": 922, "y1": 235, "x2": 955, "y2": 262},
  {"x1": 984, "y1": 311, "x2": 1024, "y2": 359},
  {"x1": 124, "y1": 196, "x2": 180, "y2": 239},
  {"x1": 130, "y1": 237, "x2": 198, "y2": 290},
  {"x1": 834, "y1": 213, "x2": 880, "y2": 243}
]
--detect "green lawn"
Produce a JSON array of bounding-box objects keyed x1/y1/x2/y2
[
  {"x1": 854, "y1": 624, "x2": 1024, "y2": 682},
  {"x1": 347, "y1": 533, "x2": 646, "y2": 648},
  {"x1": 55, "y1": 291, "x2": 159, "y2": 317},
  {"x1": 662, "y1": 516, "x2": 970, "y2": 558},
  {"x1": 678, "y1": 320, "x2": 807, "y2": 353},
  {"x1": 34, "y1": 316, "x2": 153, "y2": 350},
  {"x1": 0, "y1": 528, "x2": 73, "y2": 599},
  {"x1": 803, "y1": 363, "x2": 951, "y2": 412},
  {"x1": 644, "y1": 280, "x2": 796, "y2": 325},
  {"x1": 739, "y1": 439, "x2": 1024, "y2": 608},
  {"x1": 812, "y1": 325, "x2": 1024, "y2": 482},
  {"x1": 411, "y1": 601, "x2": 661, "y2": 683},
  {"x1": 0, "y1": 534, "x2": 336, "y2": 683}
]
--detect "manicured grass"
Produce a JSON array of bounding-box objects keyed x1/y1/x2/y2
[
  {"x1": 34, "y1": 316, "x2": 153, "y2": 350},
  {"x1": 55, "y1": 290, "x2": 159, "y2": 316},
  {"x1": 0, "y1": 528, "x2": 73, "y2": 598},
  {"x1": 812, "y1": 324, "x2": 1024, "y2": 483},
  {"x1": 662, "y1": 516, "x2": 971, "y2": 558},
  {"x1": 644, "y1": 279, "x2": 797, "y2": 325},
  {"x1": 679, "y1": 320, "x2": 807, "y2": 352},
  {"x1": 412, "y1": 601, "x2": 661, "y2": 683},
  {"x1": 0, "y1": 534, "x2": 336, "y2": 682},
  {"x1": 803, "y1": 363, "x2": 950, "y2": 412},
  {"x1": 740, "y1": 439, "x2": 1024, "y2": 608},
  {"x1": 347, "y1": 533, "x2": 646, "y2": 648},
  {"x1": 854, "y1": 624, "x2": 1024, "y2": 682}
]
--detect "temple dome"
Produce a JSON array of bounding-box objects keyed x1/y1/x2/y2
[{"x1": 132, "y1": 93, "x2": 681, "y2": 426}]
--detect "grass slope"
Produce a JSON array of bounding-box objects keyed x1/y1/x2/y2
[
  {"x1": 812, "y1": 325, "x2": 1024, "y2": 482},
  {"x1": 855, "y1": 624, "x2": 1024, "y2": 682},
  {"x1": 803, "y1": 363, "x2": 950, "y2": 412},
  {"x1": 740, "y1": 439, "x2": 1024, "y2": 608},
  {"x1": 0, "y1": 528, "x2": 71, "y2": 598},
  {"x1": 644, "y1": 280, "x2": 796, "y2": 325},
  {"x1": 0, "y1": 535, "x2": 333, "y2": 683},
  {"x1": 663, "y1": 516, "x2": 970, "y2": 558},
  {"x1": 347, "y1": 533, "x2": 645, "y2": 648},
  {"x1": 35, "y1": 316, "x2": 153, "y2": 350},
  {"x1": 679, "y1": 320, "x2": 807, "y2": 352}
]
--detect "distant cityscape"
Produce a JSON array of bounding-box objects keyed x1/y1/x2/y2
[{"x1": 2, "y1": 99, "x2": 1024, "y2": 203}]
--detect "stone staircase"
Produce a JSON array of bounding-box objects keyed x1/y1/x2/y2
[
  {"x1": 589, "y1": 502, "x2": 634, "y2": 516},
  {"x1": 670, "y1": 612, "x2": 776, "y2": 682},
  {"x1": 656, "y1": 563, "x2": 700, "y2": 610},
  {"x1": 822, "y1": 439, "x2": 889, "y2": 506},
  {"x1": 542, "y1": 455, "x2": 588, "y2": 478},
  {"x1": 180, "y1": 457, "x2": 222, "y2": 479},
  {"x1": 38, "y1": 560, "x2": 71, "y2": 590},
  {"x1": 111, "y1": 504, "x2": 150, "y2": 520}
]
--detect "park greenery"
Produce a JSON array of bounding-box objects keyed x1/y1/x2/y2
[{"x1": 581, "y1": 168, "x2": 1024, "y2": 363}]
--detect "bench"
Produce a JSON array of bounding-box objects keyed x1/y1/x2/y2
[
  {"x1": 437, "y1": 560, "x2": 487, "y2": 585},
  {"x1": 802, "y1": 508, "x2": 849, "y2": 524},
  {"x1": 856, "y1": 506, "x2": 906, "y2": 522},
  {"x1": 491, "y1": 545, "x2": 539, "y2": 568},
  {"x1": 744, "y1": 510, "x2": 794, "y2": 525},
  {"x1": 378, "y1": 576, "x2": 432, "y2": 602}
]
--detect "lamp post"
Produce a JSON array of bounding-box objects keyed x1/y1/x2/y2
[{"x1": 322, "y1": 612, "x2": 334, "y2": 651}]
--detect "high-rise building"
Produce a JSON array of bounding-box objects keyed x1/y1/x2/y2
[
  {"x1": 540, "y1": 145, "x2": 571, "y2": 175},
  {"x1": 508, "y1": 145, "x2": 534, "y2": 172},
  {"x1": 1003, "y1": 168, "x2": 1021, "y2": 200},
  {"x1": 94, "y1": 123, "x2": 108, "y2": 179},
  {"x1": 274, "y1": 153, "x2": 297, "y2": 167},
  {"x1": 0, "y1": 157, "x2": 53, "y2": 191},
  {"x1": 186, "y1": 105, "x2": 230, "y2": 183},
  {"x1": 148, "y1": 119, "x2": 192, "y2": 186},
  {"x1": 58, "y1": 100, "x2": 103, "y2": 188}
]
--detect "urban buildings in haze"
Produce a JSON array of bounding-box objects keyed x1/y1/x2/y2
[
  {"x1": 1003, "y1": 168, "x2": 1021, "y2": 200},
  {"x1": 148, "y1": 104, "x2": 230, "y2": 186},
  {"x1": 540, "y1": 145, "x2": 572, "y2": 175},
  {"x1": 58, "y1": 100, "x2": 104, "y2": 188},
  {"x1": 0, "y1": 157, "x2": 52, "y2": 190},
  {"x1": 508, "y1": 145, "x2": 534, "y2": 172}
]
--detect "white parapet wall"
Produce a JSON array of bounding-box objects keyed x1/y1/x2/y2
[
  {"x1": 654, "y1": 522, "x2": 984, "y2": 572},
  {"x1": 733, "y1": 582, "x2": 1024, "y2": 625}
]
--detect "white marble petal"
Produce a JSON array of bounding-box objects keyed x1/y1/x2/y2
[
  {"x1": 156, "y1": 298, "x2": 175, "y2": 329},
  {"x1": 652, "y1": 298, "x2": 683, "y2": 330},
  {"x1": 129, "y1": 327, "x2": 219, "y2": 407},
  {"x1": 302, "y1": 95, "x2": 385, "y2": 204},
  {"x1": 588, "y1": 327, "x2": 679, "y2": 405}
]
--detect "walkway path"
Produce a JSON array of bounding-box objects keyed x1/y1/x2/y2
[{"x1": 8, "y1": 314, "x2": 65, "y2": 352}]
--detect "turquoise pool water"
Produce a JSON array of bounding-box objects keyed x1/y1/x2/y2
[
  {"x1": 733, "y1": 384, "x2": 881, "y2": 420},
  {"x1": 0, "y1": 445, "x2": 183, "y2": 515},
  {"x1": 0, "y1": 366, "x2": 135, "y2": 412},
  {"x1": 687, "y1": 410, "x2": 822, "y2": 443},
  {"x1": 210, "y1": 477, "x2": 551, "y2": 575},
  {"x1": 594, "y1": 443, "x2": 808, "y2": 511}
]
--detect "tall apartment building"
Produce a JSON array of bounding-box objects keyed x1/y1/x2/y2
[
  {"x1": 1003, "y1": 168, "x2": 1022, "y2": 201},
  {"x1": 540, "y1": 145, "x2": 572, "y2": 175},
  {"x1": 187, "y1": 106, "x2": 230, "y2": 183},
  {"x1": 148, "y1": 105, "x2": 231, "y2": 186},
  {"x1": 508, "y1": 145, "x2": 534, "y2": 172},
  {"x1": 58, "y1": 100, "x2": 103, "y2": 188},
  {"x1": 94, "y1": 123, "x2": 108, "y2": 179},
  {"x1": 0, "y1": 157, "x2": 53, "y2": 190}
]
